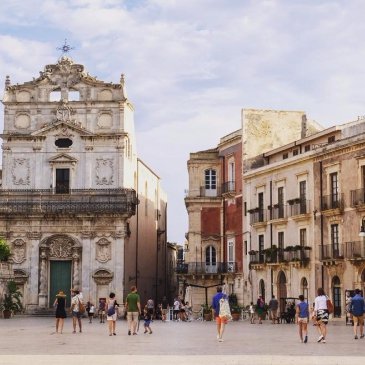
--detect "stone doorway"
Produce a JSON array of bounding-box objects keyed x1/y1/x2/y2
[{"x1": 49, "y1": 260, "x2": 72, "y2": 307}]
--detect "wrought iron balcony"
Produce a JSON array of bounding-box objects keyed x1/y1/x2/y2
[
  {"x1": 321, "y1": 194, "x2": 344, "y2": 211},
  {"x1": 319, "y1": 244, "x2": 344, "y2": 261},
  {"x1": 288, "y1": 200, "x2": 311, "y2": 216},
  {"x1": 270, "y1": 204, "x2": 288, "y2": 220},
  {"x1": 345, "y1": 241, "x2": 365, "y2": 260},
  {"x1": 350, "y1": 189, "x2": 365, "y2": 207},
  {"x1": 175, "y1": 261, "x2": 237, "y2": 274},
  {"x1": 222, "y1": 181, "x2": 236, "y2": 195},
  {"x1": 249, "y1": 209, "x2": 267, "y2": 224},
  {"x1": 263, "y1": 247, "x2": 311, "y2": 264},
  {"x1": 0, "y1": 188, "x2": 137, "y2": 216}
]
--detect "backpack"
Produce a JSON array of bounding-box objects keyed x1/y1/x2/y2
[
  {"x1": 78, "y1": 298, "x2": 86, "y2": 314},
  {"x1": 326, "y1": 297, "x2": 334, "y2": 314},
  {"x1": 219, "y1": 298, "x2": 232, "y2": 321}
]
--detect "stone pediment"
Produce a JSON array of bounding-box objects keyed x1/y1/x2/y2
[
  {"x1": 48, "y1": 153, "x2": 78, "y2": 166},
  {"x1": 32, "y1": 120, "x2": 94, "y2": 137}
]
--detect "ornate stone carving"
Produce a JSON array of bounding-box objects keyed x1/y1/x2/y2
[
  {"x1": 97, "y1": 113, "x2": 113, "y2": 129},
  {"x1": 96, "y1": 238, "x2": 111, "y2": 263},
  {"x1": 95, "y1": 158, "x2": 114, "y2": 185},
  {"x1": 48, "y1": 236, "x2": 74, "y2": 258},
  {"x1": 15, "y1": 113, "x2": 31, "y2": 129},
  {"x1": 92, "y1": 269, "x2": 113, "y2": 285},
  {"x1": 13, "y1": 269, "x2": 28, "y2": 285},
  {"x1": 12, "y1": 158, "x2": 30, "y2": 185},
  {"x1": 11, "y1": 239, "x2": 26, "y2": 264}
]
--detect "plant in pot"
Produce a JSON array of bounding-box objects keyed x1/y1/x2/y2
[
  {"x1": 0, "y1": 280, "x2": 23, "y2": 319},
  {"x1": 230, "y1": 305, "x2": 242, "y2": 321},
  {"x1": 202, "y1": 304, "x2": 212, "y2": 321}
]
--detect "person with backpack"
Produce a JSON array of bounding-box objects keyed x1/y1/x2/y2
[
  {"x1": 350, "y1": 289, "x2": 365, "y2": 340},
  {"x1": 314, "y1": 287, "x2": 329, "y2": 343},
  {"x1": 296, "y1": 295, "x2": 309, "y2": 343},
  {"x1": 106, "y1": 292, "x2": 119, "y2": 336},
  {"x1": 212, "y1": 286, "x2": 228, "y2": 342}
]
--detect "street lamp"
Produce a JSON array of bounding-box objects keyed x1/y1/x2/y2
[{"x1": 359, "y1": 217, "x2": 365, "y2": 237}]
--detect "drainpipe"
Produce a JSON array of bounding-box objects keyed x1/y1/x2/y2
[
  {"x1": 270, "y1": 180, "x2": 273, "y2": 298},
  {"x1": 221, "y1": 155, "x2": 226, "y2": 276},
  {"x1": 135, "y1": 161, "x2": 139, "y2": 288},
  {"x1": 320, "y1": 161, "x2": 324, "y2": 289}
]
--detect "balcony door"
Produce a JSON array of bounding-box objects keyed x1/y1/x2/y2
[
  {"x1": 205, "y1": 169, "x2": 217, "y2": 197},
  {"x1": 331, "y1": 224, "x2": 339, "y2": 258},
  {"x1": 330, "y1": 172, "x2": 339, "y2": 208},
  {"x1": 56, "y1": 168, "x2": 70, "y2": 194},
  {"x1": 227, "y1": 238, "x2": 235, "y2": 272},
  {"x1": 205, "y1": 245, "x2": 217, "y2": 273}
]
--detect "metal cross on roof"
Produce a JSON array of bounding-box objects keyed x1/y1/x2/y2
[{"x1": 57, "y1": 39, "x2": 74, "y2": 55}]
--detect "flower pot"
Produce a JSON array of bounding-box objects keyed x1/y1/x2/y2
[
  {"x1": 3, "y1": 309, "x2": 11, "y2": 319},
  {"x1": 232, "y1": 313, "x2": 241, "y2": 321},
  {"x1": 203, "y1": 313, "x2": 212, "y2": 321}
]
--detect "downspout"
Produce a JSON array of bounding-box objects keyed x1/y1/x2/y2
[
  {"x1": 135, "y1": 160, "x2": 139, "y2": 287},
  {"x1": 320, "y1": 161, "x2": 324, "y2": 289},
  {"x1": 270, "y1": 180, "x2": 273, "y2": 298},
  {"x1": 164, "y1": 203, "x2": 168, "y2": 298}
]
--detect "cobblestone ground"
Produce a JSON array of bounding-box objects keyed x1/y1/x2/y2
[{"x1": 0, "y1": 316, "x2": 363, "y2": 364}]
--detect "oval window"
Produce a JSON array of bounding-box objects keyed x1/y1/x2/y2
[{"x1": 55, "y1": 138, "x2": 73, "y2": 148}]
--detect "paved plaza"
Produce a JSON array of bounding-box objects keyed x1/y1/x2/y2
[{"x1": 0, "y1": 316, "x2": 364, "y2": 365}]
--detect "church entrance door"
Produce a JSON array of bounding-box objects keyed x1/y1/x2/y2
[{"x1": 49, "y1": 261, "x2": 72, "y2": 308}]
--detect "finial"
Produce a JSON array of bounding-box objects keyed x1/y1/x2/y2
[
  {"x1": 57, "y1": 39, "x2": 75, "y2": 56},
  {"x1": 120, "y1": 74, "x2": 125, "y2": 86},
  {"x1": 5, "y1": 75, "x2": 10, "y2": 88}
]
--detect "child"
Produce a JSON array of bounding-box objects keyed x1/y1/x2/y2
[
  {"x1": 89, "y1": 303, "x2": 95, "y2": 323},
  {"x1": 249, "y1": 302, "x2": 255, "y2": 324},
  {"x1": 296, "y1": 295, "x2": 309, "y2": 343},
  {"x1": 143, "y1": 305, "x2": 153, "y2": 334}
]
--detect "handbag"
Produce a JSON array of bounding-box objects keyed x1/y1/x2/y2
[
  {"x1": 326, "y1": 298, "x2": 334, "y2": 314},
  {"x1": 219, "y1": 298, "x2": 232, "y2": 321},
  {"x1": 107, "y1": 306, "x2": 116, "y2": 316},
  {"x1": 78, "y1": 298, "x2": 86, "y2": 314}
]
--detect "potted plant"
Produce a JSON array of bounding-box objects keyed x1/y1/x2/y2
[
  {"x1": 202, "y1": 304, "x2": 212, "y2": 321},
  {"x1": 0, "y1": 281, "x2": 23, "y2": 319},
  {"x1": 230, "y1": 305, "x2": 242, "y2": 321}
]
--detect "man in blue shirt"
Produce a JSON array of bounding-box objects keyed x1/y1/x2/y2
[
  {"x1": 350, "y1": 289, "x2": 365, "y2": 339},
  {"x1": 212, "y1": 286, "x2": 227, "y2": 342}
]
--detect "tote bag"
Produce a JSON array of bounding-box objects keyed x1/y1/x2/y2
[{"x1": 219, "y1": 298, "x2": 232, "y2": 321}]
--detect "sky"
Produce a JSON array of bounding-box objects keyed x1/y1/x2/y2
[{"x1": 1, "y1": 0, "x2": 365, "y2": 243}]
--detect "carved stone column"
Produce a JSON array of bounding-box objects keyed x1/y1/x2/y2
[
  {"x1": 38, "y1": 248, "x2": 48, "y2": 308},
  {"x1": 72, "y1": 249, "x2": 81, "y2": 289}
]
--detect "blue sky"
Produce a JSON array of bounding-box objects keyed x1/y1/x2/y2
[{"x1": 1, "y1": 0, "x2": 365, "y2": 243}]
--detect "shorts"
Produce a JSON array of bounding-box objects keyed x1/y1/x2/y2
[
  {"x1": 316, "y1": 309, "x2": 329, "y2": 324},
  {"x1": 72, "y1": 311, "x2": 82, "y2": 318},
  {"x1": 127, "y1": 311, "x2": 139, "y2": 322},
  {"x1": 215, "y1": 316, "x2": 228, "y2": 325},
  {"x1": 353, "y1": 315, "x2": 364, "y2": 326},
  {"x1": 298, "y1": 317, "x2": 308, "y2": 324},
  {"x1": 144, "y1": 320, "x2": 151, "y2": 326},
  {"x1": 107, "y1": 313, "x2": 117, "y2": 321},
  {"x1": 270, "y1": 309, "x2": 278, "y2": 318}
]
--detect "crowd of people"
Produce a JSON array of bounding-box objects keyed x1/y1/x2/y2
[{"x1": 52, "y1": 286, "x2": 365, "y2": 344}]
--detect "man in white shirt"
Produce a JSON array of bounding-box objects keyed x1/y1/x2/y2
[{"x1": 71, "y1": 288, "x2": 83, "y2": 333}]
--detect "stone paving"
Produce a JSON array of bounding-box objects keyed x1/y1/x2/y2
[{"x1": 0, "y1": 316, "x2": 364, "y2": 364}]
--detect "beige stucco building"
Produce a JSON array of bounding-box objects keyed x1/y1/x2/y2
[{"x1": 0, "y1": 56, "x2": 167, "y2": 311}]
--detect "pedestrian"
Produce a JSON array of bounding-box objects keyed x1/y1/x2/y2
[
  {"x1": 143, "y1": 305, "x2": 153, "y2": 334},
  {"x1": 146, "y1": 297, "x2": 155, "y2": 319},
  {"x1": 314, "y1": 287, "x2": 329, "y2": 343},
  {"x1": 53, "y1": 290, "x2": 67, "y2": 334},
  {"x1": 249, "y1": 302, "x2": 255, "y2": 324},
  {"x1": 98, "y1": 298, "x2": 106, "y2": 323},
  {"x1": 350, "y1": 288, "x2": 365, "y2": 340},
  {"x1": 88, "y1": 302, "x2": 95, "y2": 323},
  {"x1": 106, "y1": 292, "x2": 119, "y2": 336},
  {"x1": 185, "y1": 301, "x2": 192, "y2": 321},
  {"x1": 161, "y1": 296, "x2": 169, "y2": 322},
  {"x1": 179, "y1": 299, "x2": 187, "y2": 321},
  {"x1": 70, "y1": 288, "x2": 83, "y2": 334},
  {"x1": 256, "y1": 295, "x2": 265, "y2": 324},
  {"x1": 125, "y1": 286, "x2": 141, "y2": 335},
  {"x1": 268, "y1": 295, "x2": 279, "y2": 324},
  {"x1": 296, "y1": 295, "x2": 309, "y2": 343},
  {"x1": 173, "y1": 297, "x2": 180, "y2": 321},
  {"x1": 212, "y1": 286, "x2": 227, "y2": 342}
]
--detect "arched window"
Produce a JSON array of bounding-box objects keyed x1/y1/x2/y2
[
  {"x1": 204, "y1": 169, "x2": 217, "y2": 196},
  {"x1": 205, "y1": 246, "x2": 217, "y2": 273}
]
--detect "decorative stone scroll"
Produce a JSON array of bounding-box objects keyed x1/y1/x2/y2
[
  {"x1": 11, "y1": 158, "x2": 30, "y2": 185},
  {"x1": 48, "y1": 236, "x2": 74, "y2": 259},
  {"x1": 95, "y1": 158, "x2": 114, "y2": 185},
  {"x1": 11, "y1": 239, "x2": 26, "y2": 264},
  {"x1": 96, "y1": 238, "x2": 111, "y2": 263},
  {"x1": 92, "y1": 269, "x2": 113, "y2": 285}
]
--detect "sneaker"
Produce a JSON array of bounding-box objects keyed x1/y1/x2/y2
[
  {"x1": 218, "y1": 338, "x2": 224, "y2": 342},
  {"x1": 128, "y1": 330, "x2": 131, "y2": 336},
  {"x1": 304, "y1": 336, "x2": 308, "y2": 343},
  {"x1": 113, "y1": 333, "x2": 116, "y2": 336},
  {"x1": 217, "y1": 335, "x2": 220, "y2": 340},
  {"x1": 321, "y1": 339, "x2": 326, "y2": 344},
  {"x1": 355, "y1": 335, "x2": 358, "y2": 340},
  {"x1": 144, "y1": 330, "x2": 148, "y2": 334},
  {"x1": 317, "y1": 335, "x2": 323, "y2": 343},
  {"x1": 149, "y1": 331, "x2": 153, "y2": 334}
]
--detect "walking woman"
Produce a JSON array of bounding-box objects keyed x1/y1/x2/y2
[
  {"x1": 106, "y1": 292, "x2": 118, "y2": 336},
  {"x1": 314, "y1": 288, "x2": 329, "y2": 343},
  {"x1": 53, "y1": 290, "x2": 67, "y2": 334}
]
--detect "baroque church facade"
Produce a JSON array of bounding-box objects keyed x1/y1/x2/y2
[{"x1": 0, "y1": 56, "x2": 167, "y2": 311}]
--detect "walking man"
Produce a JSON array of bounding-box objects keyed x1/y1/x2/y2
[
  {"x1": 350, "y1": 289, "x2": 365, "y2": 340},
  {"x1": 269, "y1": 295, "x2": 279, "y2": 324},
  {"x1": 70, "y1": 288, "x2": 83, "y2": 333},
  {"x1": 125, "y1": 286, "x2": 141, "y2": 335},
  {"x1": 296, "y1": 295, "x2": 309, "y2": 343},
  {"x1": 212, "y1": 286, "x2": 227, "y2": 342}
]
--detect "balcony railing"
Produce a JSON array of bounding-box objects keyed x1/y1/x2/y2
[
  {"x1": 270, "y1": 205, "x2": 288, "y2": 220},
  {"x1": 319, "y1": 244, "x2": 344, "y2": 260},
  {"x1": 249, "y1": 209, "x2": 267, "y2": 224},
  {"x1": 288, "y1": 200, "x2": 311, "y2": 216},
  {"x1": 250, "y1": 247, "x2": 311, "y2": 265},
  {"x1": 0, "y1": 188, "x2": 137, "y2": 216},
  {"x1": 350, "y1": 189, "x2": 365, "y2": 207},
  {"x1": 321, "y1": 194, "x2": 344, "y2": 211},
  {"x1": 222, "y1": 181, "x2": 236, "y2": 194},
  {"x1": 175, "y1": 262, "x2": 237, "y2": 274},
  {"x1": 345, "y1": 241, "x2": 365, "y2": 260}
]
